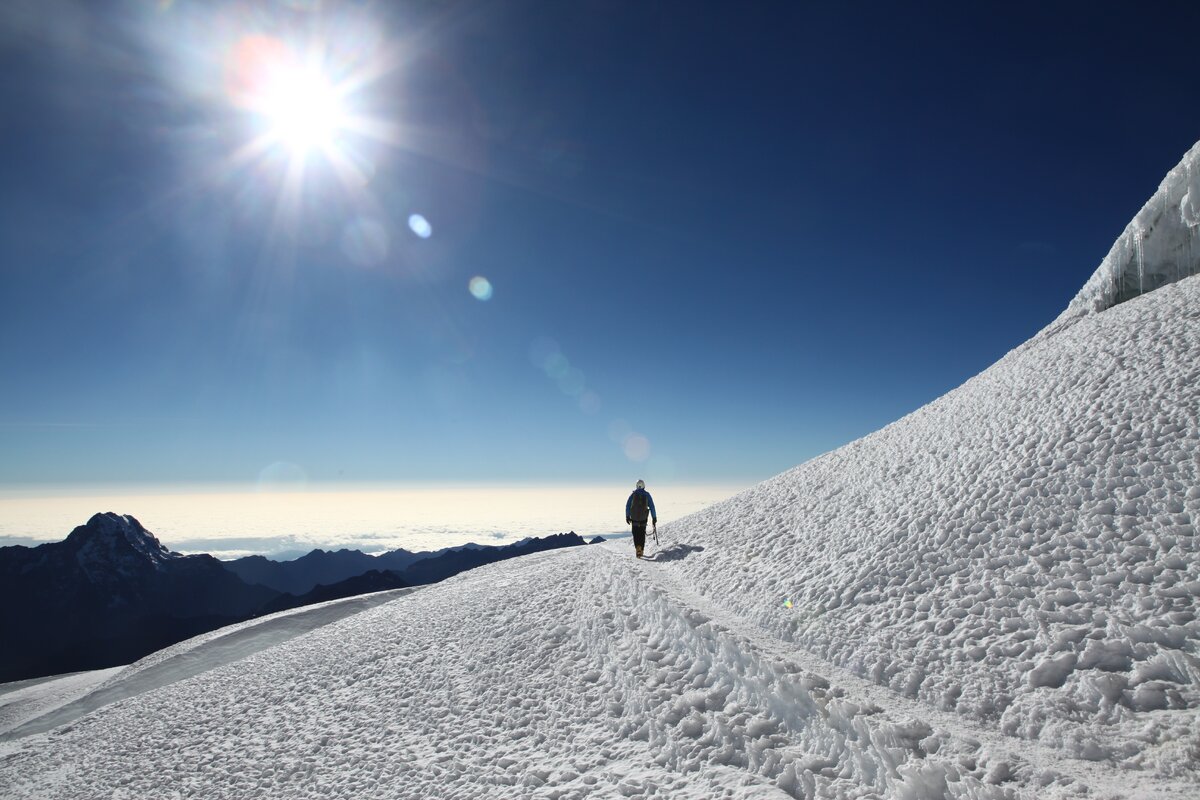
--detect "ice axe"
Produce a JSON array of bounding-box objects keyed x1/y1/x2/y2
[{"x1": 652, "y1": 521, "x2": 659, "y2": 547}]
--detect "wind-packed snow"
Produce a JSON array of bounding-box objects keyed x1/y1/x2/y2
[
  {"x1": 1053, "y1": 141, "x2": 1200, "y2": 325},
  {"x1": 2, "y1": 166, "x2": 1199, "y2": 799},
  {"x1": 669, "y1": 273, "x2": 1200, "y2": 784},
  {"x1": 1, "y1": 539, "x2": 1194, "y2": 798}
]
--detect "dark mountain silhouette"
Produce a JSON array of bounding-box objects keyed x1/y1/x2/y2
[
  {"x1": 223, "y1": 543, "x2": 487, "y2": 595},
  {"x1": 401, "y1": 532, "x2": 587, "y2": 585},
  {"x1": 256, "y1": 570, "x2": 411, "y2": 616},
  {"x1": 0, "y1": 513, "x2": 278, "y2": 682},
  {"x1": 231, "y1": 533, "x2": 591, "y2": 600},
  {"x1": 1, "y1": 517, "x2": 593, "y2": 683},
  {"x1": 224, "y1": 549, "x2": 408, "y2": 595}
]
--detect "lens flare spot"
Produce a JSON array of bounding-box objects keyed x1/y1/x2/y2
[
  {"x1": 608, "y1": 419, "x2": 632, "y2": 444},
  {"x1": 784, "y1": 598, "x2": 794, "y2": 609},
  {"x1": 528, "y1": 338, "x2": 560, "y2": 370},
  {"x1": 623, "y1": 433, "x2": 651, "y2": 462},
  {"x1": 544, "y1": 353, "x2": 570, "y2": 380},
  {"x1": 408, "y1": 213, "x2": 433, "y2": 239},
  {"x1": 468, "y1": 276, "x2": 493, "y2": 301},
  {"x1": 257, "y1": 461, "x2": 308, "y2": 490},
  {"x1": 227, "y1": 36, "x2": 290, "y2": 106},
  {"x1": 557, "y1": 367, "x2": 585, "y2": 397},
  {"x1": 578, "y1": 390, "x2": 602, "y2": 414}
]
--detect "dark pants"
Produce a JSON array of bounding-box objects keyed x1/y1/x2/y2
[{"x1": 632, "y1": 523, "x2": 646, "y2": 553}]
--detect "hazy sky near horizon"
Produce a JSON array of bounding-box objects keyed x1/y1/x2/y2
[
  {"x1": 0, "y1": 482, "x2": 745, "y2": 558},
  {"x1": 2, "y1": 1, "x2": 1200, "y2": 490}
]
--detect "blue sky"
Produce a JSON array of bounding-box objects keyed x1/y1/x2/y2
[{"x1": 2, "y1": 1, "x2": 1199, "y2": 488}]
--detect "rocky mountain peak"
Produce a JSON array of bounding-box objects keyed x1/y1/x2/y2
[{"x1": 66, "y1": 512, "x2": 177, "y2": 576}]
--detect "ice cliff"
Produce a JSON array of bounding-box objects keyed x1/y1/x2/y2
[{"x1": 1053, "y1": 139, "x2": 1200, "y2": 326}]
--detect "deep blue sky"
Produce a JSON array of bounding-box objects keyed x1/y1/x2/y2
[{"x1": 1, "y1": 1, "x2": 1198, "y2": 487}]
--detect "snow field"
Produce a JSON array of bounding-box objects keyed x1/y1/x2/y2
[
  {"x1": 604, "y1": 547, "x2": 1049, "y2": 800},
  {"x1": 663, "y1": 273, "x2": 1200, "y2": 779},
  {"x1": 6, "y1": 541, "x2": 1192, "y2": 798},
  {"x1": 5, "y1": 547, "x2": 791, "y2": 799}
]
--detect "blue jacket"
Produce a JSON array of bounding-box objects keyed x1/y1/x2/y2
[{"x1": 625, "y1": 488, "x2": 657, "y2": 524}]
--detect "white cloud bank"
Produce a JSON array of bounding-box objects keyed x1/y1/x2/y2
[{"x1": 0, "y1": 483, "x2": 747, "y2": 559}]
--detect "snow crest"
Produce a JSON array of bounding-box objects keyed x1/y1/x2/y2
[{"x1": 1052, "y1": 140, "x2": 1200, "y2": 327}]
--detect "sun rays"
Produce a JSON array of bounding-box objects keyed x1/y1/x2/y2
[{"x1": 221, "y1": 30, "x2": 393, "y2": 227}]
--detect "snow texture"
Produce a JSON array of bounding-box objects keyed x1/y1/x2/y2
[
  {"x1": 2, "y1": 162, "x2": 1200, "y2": 798},
  {"x1": 670, "y1": 274, "x2": 1200, "y2": 786},
  {"x1": 1052, "y1": 141, "x2": 1200, "y2": 326},
  {"x1": 0, "y1": 587, "x2": 415, "y2": 740}
]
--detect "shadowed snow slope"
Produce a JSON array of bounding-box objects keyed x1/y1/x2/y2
[{"x1": 0, "y1": 587, "x2": 416, "y2": 740}]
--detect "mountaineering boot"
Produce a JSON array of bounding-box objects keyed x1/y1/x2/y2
[{"x1": 636, "y1": 545, "x2": 643, "y2": 558}]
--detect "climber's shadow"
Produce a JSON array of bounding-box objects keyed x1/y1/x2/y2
[{"x1": 647, "y1": 544, "x2": 705, "y2": 562}]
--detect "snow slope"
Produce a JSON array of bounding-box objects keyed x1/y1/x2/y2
[
  {"x1": 2, "y1": 150, "x2": 1198, "y2": 799},
  {"x1": 0, "y1": 540, "x2": 1194, "y2": 799},
  {"x1": 668, "y1": 273, "x2": 1200, "y2": 779}
]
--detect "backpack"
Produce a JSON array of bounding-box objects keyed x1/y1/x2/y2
[{"x1": 629, "y1": 491, "x2": 650, "y2": 523}]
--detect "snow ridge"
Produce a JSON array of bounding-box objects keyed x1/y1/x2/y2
[{"x1": 0, "y1": 587, "x2": 417, "y2": 740}]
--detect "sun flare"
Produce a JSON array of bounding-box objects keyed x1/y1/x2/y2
[
  {"x1": 258, "y1": 64, "x2": 347, "y2": 157},
  {"x1": 214, "y1": 23, "x2": 401, "y2": 240},
  {"x1": 229, "y1": 37, "x2": 350, "y2": 159}
]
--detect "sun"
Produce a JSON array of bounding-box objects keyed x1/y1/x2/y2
[
  {"x1": 231, "y1": 38, "x2": 349, "y2": 159},
  {"x1": 216, "y1": 28, "x2": 400, "y2": 238},
  {"x1": 258, "y1": 63, "x2": 347, "y2": 157},
  {"x1": 227, "y1": 35, "x2": 356, "y2": 161}
]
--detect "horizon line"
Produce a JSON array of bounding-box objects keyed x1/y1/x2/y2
[{"x1": 0, "y1": 478, "x2": 762, "y2": 496}]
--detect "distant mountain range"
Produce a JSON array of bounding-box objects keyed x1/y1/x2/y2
[
  {"x1": 0, "y1": 513, "x2": 592, "y2": 683},
  {"x1": 400, "y1": 533, "x2": 585, "y2": 584},
  {"x1": 222, "y1": 542, "x2": 489, "y2": 595},
  {"x1": 255, "y1": 569, "x2": 412, "y2": 616}
]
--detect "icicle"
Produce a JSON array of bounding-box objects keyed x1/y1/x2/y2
[{"x1": 1136, "y1": 225, "x2": 1145, "y2": 299}]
